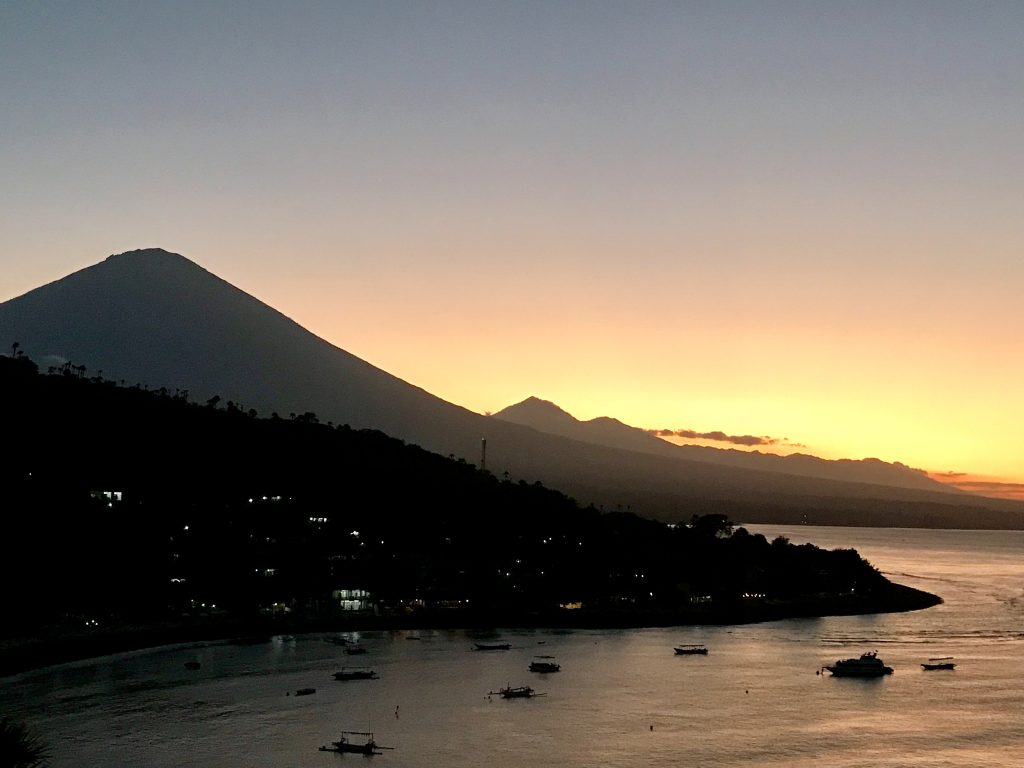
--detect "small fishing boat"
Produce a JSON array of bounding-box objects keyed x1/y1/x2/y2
[
  {"x1": 529, "y1": 657, "x2": 561, "y2": 673},
  {"x1": 333, "y1": 667, "x2": 378, "y2": 681},
  {"x1": 474, "y1": 642, "x2": 511, "y2": 651},
  {"x1": 346, "y1": 646, "x2": 368, "y2": 655},
  {"x1": 921, "y1": 657, "x2": 956, "y2": 671},
  {"x1": 318, "y1": 731, "x2": 390, "y2": 755},
  {"x1": 673, "y1": 644, "x2": 708, "y2": 655},
  {"x1": 491, "y1": 685, "x2": 543, "y2": 699},
  {"x1": 293, "y1": 687, "x2": 317, "y2": 696}
]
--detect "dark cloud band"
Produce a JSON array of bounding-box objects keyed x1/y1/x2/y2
[{"x1": 647, "y1": 428, "x2": 802, "y2": 448}]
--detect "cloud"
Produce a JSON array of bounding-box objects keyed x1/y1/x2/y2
[{"x1": 647, "y1": 428, "x2": 804, "y2": 448}]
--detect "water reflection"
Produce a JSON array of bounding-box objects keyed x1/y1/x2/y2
[{"x1": 4, "y1": 527, "x2": 1023, "y2": 768}]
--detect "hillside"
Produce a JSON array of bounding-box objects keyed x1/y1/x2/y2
[
  {"x1": 0, "y1": 355, "x2": 941, "y2": 673},
  {"x1": 2, "y1": 248, "x2": 1022, "y2": 529}
]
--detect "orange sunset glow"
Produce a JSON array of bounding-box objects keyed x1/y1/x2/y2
[{"x1": 2, "y1": 3, "x2": 1022, "y2": 496}]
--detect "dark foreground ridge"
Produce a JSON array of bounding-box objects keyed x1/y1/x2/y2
[{"x1": 0, "y1": 353, "x2": 940, "y2": 676}]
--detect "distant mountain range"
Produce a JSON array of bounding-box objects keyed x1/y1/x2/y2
[
  {"x1": 493, "y1": 397, "x2": 950, "y2": 493},
  {"x1": 2, "y1": 248, "x2": 1022, "y2": 529}
]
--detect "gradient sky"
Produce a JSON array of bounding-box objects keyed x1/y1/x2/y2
[{"x1": 2, "y1": 2, "x2": 1022, "y2": 492}]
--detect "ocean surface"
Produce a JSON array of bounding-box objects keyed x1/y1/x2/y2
[{"x1": 4, "y1": 525, "x2": 1023, "y2": 767}]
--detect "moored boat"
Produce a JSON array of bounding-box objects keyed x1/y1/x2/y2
[
  {"x1": 825, "y1": 651, "x2": 893, "y2": 677},
  {"x1": 319, "y1": 731, "x2": 386, "y2": 755},
  {"x1": 674, "y1": 644, "x2": 708, "y2": 655},
  {"x1": 492, "y1": 685, "x2": 542, "y2": 699},
  {"x1": 474, "y1": 642, "x2": 511, "y2": 651},
  {"x1": 333, "y1": 667, "x2": 378, "y2": 681},
  {"x1": 921, "y1": 657, "x2": 956, "y2": 671},
  {"x1": 293, "y1": 687, "x2": 316, "y2": 696},
  {"x1": 529, "y1": 656, "x2": 561, "y2": 672}
]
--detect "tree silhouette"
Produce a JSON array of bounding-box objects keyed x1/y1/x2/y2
[
  {"x1": 0, "y1": 352, "x2": 929, "y2": 649},
  {"x1": 0, "y1": 717, "x2": 50, "y2": 768}
]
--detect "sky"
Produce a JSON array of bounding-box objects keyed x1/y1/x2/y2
[{"x1": 2, "y1": 1, "x2": 1022, "y2": 495}]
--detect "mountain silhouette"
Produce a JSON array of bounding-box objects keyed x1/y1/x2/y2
[
  {"x1": 3, "y1": 248, "x2": 1022, "y2": 529},
  {"x1": 493, "y1": 397, "x2": 952, "y2": 493}
]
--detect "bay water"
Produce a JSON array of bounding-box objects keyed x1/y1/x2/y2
[{"x1": 4, "y1": 525, "x2": 1023, "y2": 767}]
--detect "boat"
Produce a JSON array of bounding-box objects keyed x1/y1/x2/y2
[
  {"x1": 674, "y1": 644, "x2": 708, "y2": 655},
  {"x1": 491, "y1": 685, "x2": 543, "y2": 699},
  {"x1": 333, "y1": 667, "x2": 378, "y2": 681},
  {"x1": 528, "y1": 657, "x2": 561, "y2": 673},
  {"x1": 318, "y1": 731, "x2": 388, "y2": 755},
  {"x1": 184, "y1": 660, "x2": 201, "y2": 670},
  {"x1": 824, "y1": 651, "x2": 894, "y2": 677},
  {"x1": 474, "y1": 642, "x2": 511, "y2": 651},
  {"x1": 293, "y1": 687, "x2": 317, "y2": 696},
  {"x1": 346, "y1": 646, "x2": 368, "y2": 655},
  {"x1": 921, "y1": 657, "x2": 956, "y2": 671}
]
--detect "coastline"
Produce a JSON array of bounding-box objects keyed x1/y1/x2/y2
[{"x1": 1, "y1": 582, "x2": 939, "y2": 679}]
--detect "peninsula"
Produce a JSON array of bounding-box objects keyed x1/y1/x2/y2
[{"x1": 0, "y1": 353, "x2": 938, "y2": 676}]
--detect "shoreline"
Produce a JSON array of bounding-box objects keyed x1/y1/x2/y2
[{"x1": 1, "y1": 583, "x2": 939, "y2": 678}]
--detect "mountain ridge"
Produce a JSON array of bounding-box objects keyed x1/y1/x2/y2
[
  {"x1": 493, "y1": 396, "x2": 952, "y2": 494},
  {"x1": 2, "y1": 247, "x2": 1021, "y2": 529}
]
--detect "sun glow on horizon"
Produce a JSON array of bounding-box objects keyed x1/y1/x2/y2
[
  {"x1": 2, "y1": 3, "x2": 1022, "y2": 498},
  {"x1": 926, "y1": 473, "x2": 1024, "y2": 502},
  {"x1": 278, "y1": 295, "x2": 1023, "y2": 492}
]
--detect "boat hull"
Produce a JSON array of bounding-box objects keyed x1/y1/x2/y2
[
  {"x1": 826, "y1": 668, "x2": 893, "y2": 677},
  {"x1": 495, "y1": 685, "x2": 538, "y2": 698},
  {"x1": 319, "y1": 744, "x2": 380, "y2": 755},
  {"x1": 333, "y1": 672, "x2": 378, "y2": 680}
]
